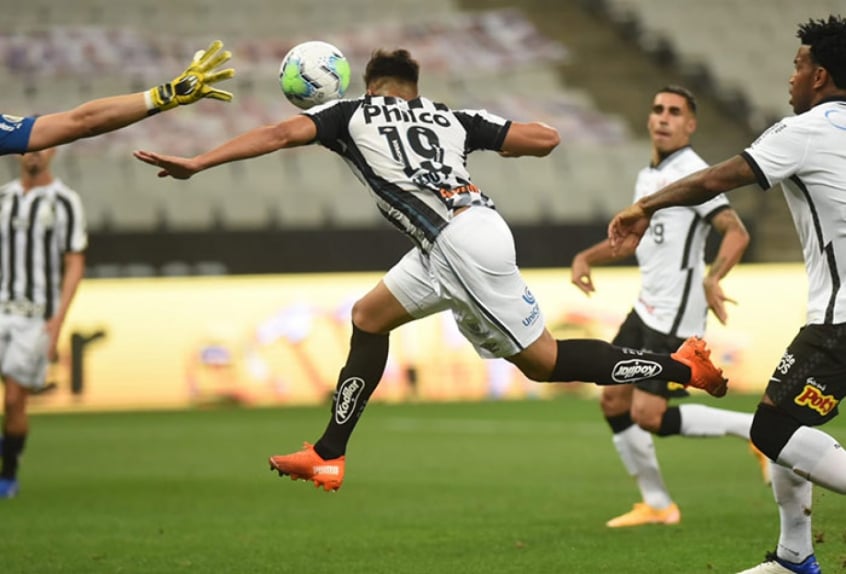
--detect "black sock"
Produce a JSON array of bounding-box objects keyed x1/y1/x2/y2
[
  {"x1": 1, "y1": 433, "x2": 26, "y2": 479},
  {"x1": 314, "y1": 324, "x2": 389, "y2": 459},
  {"x1": 550, "y1": 339, "x2": 690, "y2": 385},
  {"x1": 656, "y1": 406, "x2": 682, "y2": 437},
  {"x1": 605, "y1": 412, "x2": 635, "y2": 434}
]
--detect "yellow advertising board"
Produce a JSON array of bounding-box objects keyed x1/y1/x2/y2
[{"x1": 30, "y1": 264, "x2": 807, "y2": 412}]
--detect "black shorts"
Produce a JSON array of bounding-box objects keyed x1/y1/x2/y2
[
  {"x1": 612, "y1": 310, "x2": 689, "y2": 398},
  {"x1": 765, "y1": 323, "x2": 846, "y2": 426}
]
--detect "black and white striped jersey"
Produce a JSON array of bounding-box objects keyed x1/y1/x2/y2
[
  {"x1": 0, "y1": 178, "x2": 87, "y2": 319},
  {"x1": 743, "y1": 98, "x2": 846, "y2": 325},
  {"x1": 633, "y1": 146, "x2": 730, "y2": 338},
  {"x1": 303, "y1": 95, "x2": 510, "y2": 252}
]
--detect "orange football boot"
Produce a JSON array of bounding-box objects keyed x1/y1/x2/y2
[
  {"x1": 671, "y1": 336, "x2": 728, "y2": 397},
  {"x1": 269, "y1": 442, "x2": 345, "y2": 492},
  {"x1": 606, "y1": 502, "x2": 681, "y2": 528}
]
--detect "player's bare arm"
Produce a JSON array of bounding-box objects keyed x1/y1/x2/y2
[
  {"x1": 26, "y1": 41, "x2": 234, "y2": 153},
  {"x1": 499, "y1": 121, "x2": 560, "y2": 157},
  {"x1": 609, "y1": 155, "x2": 756, "y2": 249},
  {"x1": 571, "y1": 238, "x2": 636, "y2": 296},
  {"x1": 46, "y1": 251, "x2": 85, "y2": 361},
  {"x1": 703, "y1": 208, "x2": 749, "y2": 324},
  {"x1": 135, "y1": 115, "x2": 317, "y2": 179}
]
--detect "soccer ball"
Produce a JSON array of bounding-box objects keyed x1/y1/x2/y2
[{"x1": 278, "y1": 41, "x2": 351, "y2": 110}]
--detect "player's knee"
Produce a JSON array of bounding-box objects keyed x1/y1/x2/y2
[
  {"x1": 517, "y1": 362, "x2": 551, "y2": 382},
  {"x1": 750, "y1": 403, "x2": 801, "y2": 462},
  {"x1": 599, "y1": 386, "x2": 628, "y2": 415},
  {"x1": 631, "y1": 406, "x2": 662, "y2": 433}
]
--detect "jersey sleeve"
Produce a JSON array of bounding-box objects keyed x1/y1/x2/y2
[
  {"x1": 695, "y1": 192, "x2": 730, "y2": 221},
  {"x1": 56, "y1": 189, "x2": 88, "y2": 253},
  {"x1": 302, "y1": 99, "x2": 358, "y2": 152},
  {"x1": 0, "y1": 114, "x2": 35, "y2": 155},
  {"x1": 741, "y1": 117, "x2": 809, "y2": 190},
  {"x1": 454, "y1": 109, "x2": 511, "y2": 152}
]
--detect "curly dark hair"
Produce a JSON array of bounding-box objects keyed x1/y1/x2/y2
[
  {"x1": 797, "y1": 15, "x2": 846, "y2": 88},
  {"x1": 364, "y1": 49, "x2": 419, "y2": 86}
]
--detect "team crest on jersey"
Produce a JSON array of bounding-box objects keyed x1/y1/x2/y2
[{"x1": 794, "y1": 380, "x2": 839, "y2": 416}]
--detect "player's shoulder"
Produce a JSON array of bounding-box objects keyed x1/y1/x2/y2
[
  {"x1": 0, "y1": 179, "x2": 19, "y2": 197},
  {"x1": 303, "y1": 96, "x2": 363, "y2": 116},
  {"x1": 660, "y1": 146, "x2": 707, "y2": 175},
  {"x1": 50, "y1": 179, "x2": 83, "y2": 203}
]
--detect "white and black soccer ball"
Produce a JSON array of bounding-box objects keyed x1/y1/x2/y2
[{"x1": 278, "y1": 41, "x2": 351, "y2": 110}]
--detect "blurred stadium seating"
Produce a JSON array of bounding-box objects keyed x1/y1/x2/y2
[{"x1": 0, "y1": 0, "x2": 821, "y2": 273}]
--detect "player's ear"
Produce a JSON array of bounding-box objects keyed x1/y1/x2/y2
[{"x1": 686, "y1": 116, "x2": 697, "y2": 135}]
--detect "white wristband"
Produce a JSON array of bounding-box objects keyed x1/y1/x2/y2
[{"x1": 144, "y1": 90, "x2": 156, "y2": 111}]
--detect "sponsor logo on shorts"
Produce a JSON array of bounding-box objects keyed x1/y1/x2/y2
[
  {"x1": 522, "y1": 303, "x2": 540, "y2": 327},
  {"x1": 611, "y1": 359, "x2": 663, "y2": 383},
  {"x1": 794, "y1": 382, "x2": 839, "y2": 416},
  {"x1": 335, "y1": 377, "x2": 364, "y2": 424},
  {"x1": 522, "y1": 288, "x2": 536, "y2": 305},
  {"x1": 777, "y1": 352, "x2": 795, "y2": 375}
]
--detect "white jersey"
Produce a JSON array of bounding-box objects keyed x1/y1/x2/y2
[
  {"x1": 0, "y1": 178, "x2": 87, "y2": 319},
  {"x1": 304, "y1": 95, "x2": 508, "y2": 253},
  {"x1": 743, "y1": 98, "x2": 846, "y2": 325},
  {"x1": 633, "y1": 147, "x2": 730, "y2": 337}
]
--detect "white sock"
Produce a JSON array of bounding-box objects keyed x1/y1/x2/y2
[
  {"x1": 778, "y1": 426, "x2": 846, "y2": 494},
  {"x1": 612, "y1": 425, "x2": 673, "y2": 509},
  {"x1": 770, "y1": 463, "x2": 814, "y2": 563},
  {"x1": 679, "y1": 404, "x2": 752, "y2": 438}
]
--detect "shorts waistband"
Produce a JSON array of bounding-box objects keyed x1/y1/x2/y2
[{"x1": 0, "y1": 300, "x2": 45, "y2": 318}]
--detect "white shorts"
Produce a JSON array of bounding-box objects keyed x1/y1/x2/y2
[
  {"x1": 0, "y1": 314, "x2": 49, "y2": 389},
  {"x1": 384, "y1": 206, "x2": 545, "y2": 358}
]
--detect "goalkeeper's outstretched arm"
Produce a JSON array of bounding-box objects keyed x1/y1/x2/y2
[{"x1": 20, "y1": 41, "x2": 235, "y2": 154}]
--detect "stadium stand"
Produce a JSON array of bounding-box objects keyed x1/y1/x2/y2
[{"x1": 0, "y1": 0, "x2": 815, "y2": 271}]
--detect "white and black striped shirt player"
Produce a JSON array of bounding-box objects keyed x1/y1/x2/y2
[
  {"x1": 304, "y1": 95, "x2": 502, "y2": 252},
  {"x1": 633, "y1": 146, "x2": 730, "y2": 338},
  {"x1": 743, "y1": 98, "x2": 846, "y2": 326},
  {"x1": 303, "y1": 95, "x2": 544, "y2": 358},
  {"x1": 0, "y1": 177, "x2": 87, "y2": 320}
]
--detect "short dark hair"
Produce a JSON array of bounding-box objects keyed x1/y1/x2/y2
[
  {"x1": 657, "y1": 85, "x2": 697, "y2": 114},
  {"x1": 364, "y1": 49, "x2": 419, "y2": 86},
  {"x1": 797, "y1": 15, "x2": 846, "y2": 89}
]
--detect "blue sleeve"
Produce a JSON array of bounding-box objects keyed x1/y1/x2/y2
[{"x1": 0, "y1": 114, "x2": 35, "y2": 155}]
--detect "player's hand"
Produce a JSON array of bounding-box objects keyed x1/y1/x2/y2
[
  {"x1": 608, "y1": 203, "x2": 650, "y2": 255},
  {"x1": 148, "y1": 40, "x2": 235, "y2": 112},
  {"x1": 133, "y1": 149, "x2": 199, "y2": 180},
  {"x1": 570, "y1": 253, "x2": 595, "y2": 296},
  {"x1": 703, "y1": 277, "x2": 737, "y2": 325}
]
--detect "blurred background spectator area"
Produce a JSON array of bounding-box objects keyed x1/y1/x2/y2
[{"x1": 0, "y1": 0, "x2": 828, "y2": 274}]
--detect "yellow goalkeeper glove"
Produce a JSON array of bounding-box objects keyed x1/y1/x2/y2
[{"x1": 147, "y1": 40, "x2": 235, "y2": 113}]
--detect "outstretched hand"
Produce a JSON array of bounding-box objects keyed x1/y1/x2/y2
[
  {"x1": 148, "y1": 40, "x2": 236, "y2": 112},
  {"x1": 608, "y1": 203, "x2": 651, "y2": 254},
  {"x1": 133, "y1": 150, "x2": 198, "y2": 179}
]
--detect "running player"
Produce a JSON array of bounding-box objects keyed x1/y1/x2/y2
[
  {"x1": 571, "y1": 86, "x2": 764, "y2": 528},
  {"x1": 135, "y1": 48, "x2": 728, "y2": 492},
  {"x1": 609, "y1": 15, "x2": 846, "y2": 574},
  {"x1": 0, "y1": 40, "x2": 234, "y2": 156}
]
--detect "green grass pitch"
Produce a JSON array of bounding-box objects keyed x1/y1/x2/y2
[{"x1": 3, "y1": 393, "x2": 845, "y2": 573}]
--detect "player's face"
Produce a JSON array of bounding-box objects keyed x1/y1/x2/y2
[
  {"x1": 789, "y1": 45, "x2": 819, "y2": 114},
  {"x1": 647, "y1": 92, "x2": 696, "y2": 156}
]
